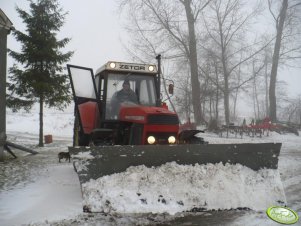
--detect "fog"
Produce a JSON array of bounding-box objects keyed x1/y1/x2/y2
[{"x1": 1, "y1": 0, "x2": 300, "y2": 119}]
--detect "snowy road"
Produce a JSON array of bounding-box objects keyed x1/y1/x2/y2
[
  {"x1": 0, "y1": 131, "x2": 300, "y2": 226},
  {"x1": 0, "y1": 134, "x2": 82, "y2": 226}
]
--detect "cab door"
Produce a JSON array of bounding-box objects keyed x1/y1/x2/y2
[
  {"x1": 67, "y1": 64, "x2": 99, "y2": 145},
  {"x1": 67, "y1": 64, "x2": 97, "y2": 101}
]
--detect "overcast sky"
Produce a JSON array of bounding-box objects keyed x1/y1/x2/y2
[
  {"x1": 1, "y1": 0, "x2": 300, "y2": 98},
  {"x1": 1, "y1": 0, "x2": 129, "y2": 70}
]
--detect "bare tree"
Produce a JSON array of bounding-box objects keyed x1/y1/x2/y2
[
  {"x1": 232, "y1": 53, "x2": 243, "y2": 120},
  {"x1": 263, "y1": 46, "x2": 273, "y2": 117},
  {"x1": 201, "y1": 0, "x2": 268, "y2": 125},
  {"x1": 268, "y1": 0, "x2": 301, "y2": 121},
  {"x1": 251, "y1": 58, "x2": 265, "y2": 120},
  {"x1": 179, "y1": 0, "x2": 210, "y2": 125},
  {"x1": 282, "y1": 96, "x2": 301, "y2": 125},
  {"x1": 176, "y1": 75, "x2": 192, "y2": 121},
  {"x1": 268, "y1": 0, "x2": 288, "y2": 122},
  {"x1": 198, "y1": 50, "x2": 223, "y2": 122},
  {"x1": 118, "y1": 0, "x2": 210, "y2": 124}
]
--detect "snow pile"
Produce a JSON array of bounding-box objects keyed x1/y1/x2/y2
[{"x1": 81, "y1": 162, "x2": 286, "y2": 215}]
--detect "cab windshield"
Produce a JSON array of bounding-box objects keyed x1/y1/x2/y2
[{"x1": 106, "y1": 73, "x2": 157, "y2": 119}]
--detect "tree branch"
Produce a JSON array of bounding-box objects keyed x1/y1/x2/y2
[
  {"x1": 228, "y1": 38, "x2": 274, "y2": 75},
  {"x1": 268, "y1": 0, "x2": 278, "y2": 23},
  {"x1": 143, "y1": 0, "x2": 190, "y2": 56}
]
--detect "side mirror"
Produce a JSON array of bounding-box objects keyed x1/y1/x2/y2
[{"x1": 168, "y1": 84, "x2": 174, "y2": 95}]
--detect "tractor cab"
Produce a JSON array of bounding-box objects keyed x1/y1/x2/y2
[
  {"x1": 67, "y1": 61, "x2": 179, "y2": 146},
  {"x1": 94, "y1": 62, "x2": 159, "y2": 120}
]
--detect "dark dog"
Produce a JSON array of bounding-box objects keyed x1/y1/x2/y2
[{"x1": 58, "y1": 152, "x2": 71, "y2": 163}]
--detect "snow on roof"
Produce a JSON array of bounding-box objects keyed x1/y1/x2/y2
[{"x1": 0, "y1": 9, "x2": 14, "y2": 31}]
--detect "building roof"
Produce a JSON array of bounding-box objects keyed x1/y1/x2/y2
[{"x1": 0, "y1": 8, "x2": 14, "y2": 31}]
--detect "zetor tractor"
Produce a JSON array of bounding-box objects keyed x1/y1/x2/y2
[
  {"x1": 67, "y1": 56, "x2": 281, "y2": 182},
  {"x1": 68, "y1": 57, "x2": 198, "y2": 147}
]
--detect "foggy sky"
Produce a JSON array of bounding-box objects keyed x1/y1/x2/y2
[
  {"x1": 1, "y1": 0, "x2": 300, "y2": 98},
  {"x1": 1, "y1": 0, "x2": 128, "y2": 70}
]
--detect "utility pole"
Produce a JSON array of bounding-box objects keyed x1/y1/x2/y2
[{"x1": 0, "y1": 9, "x2": 13, "y2": 161}]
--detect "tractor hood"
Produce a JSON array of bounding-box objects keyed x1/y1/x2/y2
[{"x1": 119, "y1": 104, "x2": 179, "y2": 124}]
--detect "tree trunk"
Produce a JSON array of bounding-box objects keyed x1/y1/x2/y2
[
  {"x1": 222, "y1": 56, "x2": 230, "y2": 125},
  {"x1": 265, "y1": 53, "x2": 269, "y2": 117},
  {"x1": 233, "y1": 89, "x2": 238, "y2": 120},
  {"x1": 215, "y1": 89, "x2": 219, "y2": 121},
  {"x1": 209, "y1": 95, "x2": 213, "y2": 121},
  {"x1": 253, "y1": 77, "x2": 257, "y2": 119},
  {"x1": 233, "y1": 64, "x2": 241, "y2": 120},
  {"x1": 183, "y1": 0, "x2": 204, "y2": 125},
  {"x1": 224, "y1": 83, "x2": 230, "y2": 125},
  {"x1": 217, "y1": 12, "x2": 231, "y2": 125},
  {"x1": 214, "y1": 62, "x2": 219, "y2": 121},
  {"x1": 39, "y1": 96, "x2": 44, "y2": 147},
  {"x1": 186, "y1": 84, "x2": 191, "y2": 121},
  {"x1": 253, "y1": 60, "x2": 260, "y2": 119},
  {"x1": 269, "y1": 0, "x2": 288, "y2": 122}
]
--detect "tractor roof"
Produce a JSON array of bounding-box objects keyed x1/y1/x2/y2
[{"x1": 95, "y1": 61, "x2": 157, "y2": 75}]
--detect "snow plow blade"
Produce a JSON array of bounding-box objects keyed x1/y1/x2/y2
[{"x1": 69, "y1": 143, "x2": 281, "y2": 184}]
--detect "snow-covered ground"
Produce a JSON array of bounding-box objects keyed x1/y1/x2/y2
[{"x1": 0, "y1": 108, "x2": 300, "y2": 226}]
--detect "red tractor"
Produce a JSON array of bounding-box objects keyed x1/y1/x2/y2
[
  {"x1": 67, "y1": 56, "x2": 281, "y2": 183},
  {"x1": 68, "y1": 56, "x2": 202, "y2": 147}
]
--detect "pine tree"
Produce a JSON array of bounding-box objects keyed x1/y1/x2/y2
[{"x1": 7, "y1": 0, "x2": 73, "y2": 147}]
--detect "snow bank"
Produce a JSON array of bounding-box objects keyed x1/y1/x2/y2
[
  {"x1": 81, "y1": 162, "x2": 286, "y2": 215},
  {"x1": 6, "y1": 105, "x2": 74, "y2": 137}
]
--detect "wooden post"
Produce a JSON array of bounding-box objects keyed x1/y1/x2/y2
[
  {"x1": 0, "y1": 9, "x2": 14, "y2": 161},
  {"x1": 0, "y1": 27, "x2": 7, "y2": 161},
  {"x1": 6, "y1": 141, "x2": 38, "y2": 155}
]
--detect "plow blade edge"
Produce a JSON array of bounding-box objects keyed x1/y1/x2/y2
[{"x1": 69, "y1": 143, "x2": 281, "y2": 184}]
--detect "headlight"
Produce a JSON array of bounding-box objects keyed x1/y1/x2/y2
[
  {"x1": 109, "y1": 62, "x2": 116, "y2": 68},
  {"x1": 148, "y1": 65, "x2": 154, "y2": 72},
  {"x1": 168, "y1": 136, "x2": 176, "y2": 144},
  {"x1": 147, "y1": 136, "x2": 156, "y2": 144}
]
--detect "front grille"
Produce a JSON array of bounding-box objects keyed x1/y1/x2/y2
[{"x1": 147, "y1": 114, "x2": 179, "y2": 125}]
